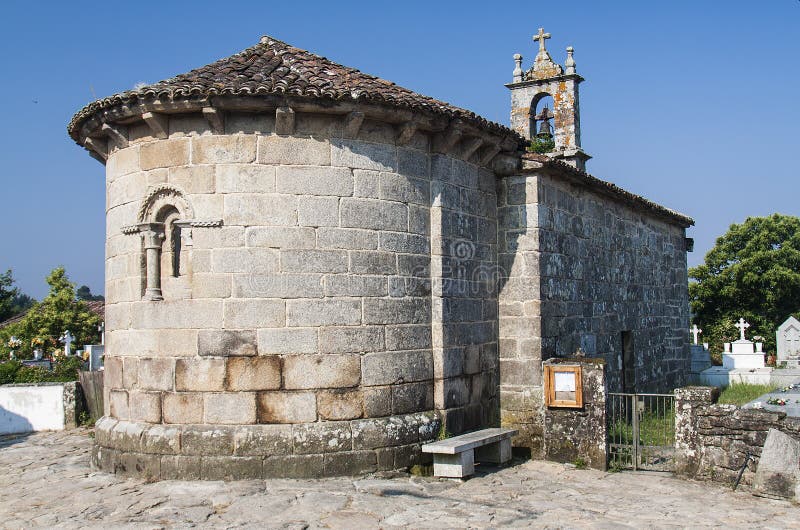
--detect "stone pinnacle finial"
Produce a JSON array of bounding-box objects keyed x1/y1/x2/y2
[
  {"x1": 513, "y1": 54, "x2": 524, "y2": 82},
  {"x1": 565, "y1": 46, "x2": 576, "y2": 75}
]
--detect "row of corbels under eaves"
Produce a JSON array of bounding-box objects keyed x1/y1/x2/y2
[{"x1": 77, "y1": 96, "x2": 523, "y2": 172}]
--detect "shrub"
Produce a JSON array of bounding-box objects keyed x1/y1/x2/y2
[
  {"x1": 527, "y1": 136, "x2": 556, "y2": 154},
  {"x1": 0, "y1": 360, "x2": 21, "y2": 385},
  {"x1": 0, "y1": 357, "x2": 83, "y2": 385}
]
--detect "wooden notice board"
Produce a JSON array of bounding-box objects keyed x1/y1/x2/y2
[{"x1": 544, "y1": 364, "x2": 583, "y2": 408}]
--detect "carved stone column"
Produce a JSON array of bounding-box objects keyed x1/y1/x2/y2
[{"x1": 139, "y1": 222, "x2": 166, "y2": 301}]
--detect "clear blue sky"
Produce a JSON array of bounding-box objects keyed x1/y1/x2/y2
[{"x1": 1, "y1": 0, "x2": 798, "y2": 299}]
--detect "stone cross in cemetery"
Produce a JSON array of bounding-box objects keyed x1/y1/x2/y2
[
  {"x1": 735, "y1": 318, "x2": 750, "y2": 341},
  {"x1": 690, "y1": 324, "x2": 702, "y2": 345},
  {"x1": 60, "y1": 330, "x2": 74, "y2": 356}
]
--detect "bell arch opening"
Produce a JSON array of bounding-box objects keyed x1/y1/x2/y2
[{"x1": 529, "y1": 92, "x2": 556, "y2": 152}]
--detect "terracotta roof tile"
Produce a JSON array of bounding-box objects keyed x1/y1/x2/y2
[
  {"x1": 0, "y1": 300, "x2": 105, "y2": 329},
  {"x1": 68, "y1": 36, "x2": 519, "y2": 143}
]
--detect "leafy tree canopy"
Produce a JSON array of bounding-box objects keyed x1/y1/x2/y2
[
  {"x1": 690, "y1": 214, "x2": 800, "y2": 355},
  {"x1": 0, "y1": 268, "x2": 101, "y2": 358},
  {"x1": 76, "y1": 285, "x2": 104, "y2": 302},
  {"x1": 11, "y1": 293, "x2": 35, "y2": 315},
  {"x1": 0, "y1": 270, "x2": 19, "y2": 322}
]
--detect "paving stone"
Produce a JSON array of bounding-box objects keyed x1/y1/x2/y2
[{"x1": 1, "y1": 431, "x2": 799, "y2": 527}]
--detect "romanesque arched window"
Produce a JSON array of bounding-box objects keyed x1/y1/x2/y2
[{"x1": 127, "y1": 185, "x2": 195, "y2": 301}]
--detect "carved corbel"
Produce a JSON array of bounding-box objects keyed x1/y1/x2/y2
[
  {"x1": 275, "y1": 106, "x2": 295, "y2": 135},
  {"x1": 343, "y1": 111, "x2": 365, "y2": 139},
  {"x1": 101, "y1": 123, "x2": 129, "y2": 149},
  {"x1": 202, "y1": 107, "x2": 225, "y2": 134},
  {"x1": 433, "y1": 120, "x2": 464, "y2": 153},
  {"x1": 395, "y1": 121, "x2": 418, "y2": 146},
  {"x1": 479, "y1": 144, "x2": 502, "y2": 166},
  {"x1": 142, "y1": 112, "x2": 169, "y2": 139},
  {"x1": 84, "y1": 137, "x2": 108, "y2": 161},
  {"x1": 461, "y1": 137, "x2": 484, "y2": 161}
]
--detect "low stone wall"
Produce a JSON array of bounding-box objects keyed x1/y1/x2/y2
[
  {"x1": 92, "y1": 412, "x2": 439, "y2": 480},
  {"x1": 0, "y1": 382, "x2": 80, "y2": 434},
  {"x1": 675, "y1": 386, "x2": 800, "y2": 487}
]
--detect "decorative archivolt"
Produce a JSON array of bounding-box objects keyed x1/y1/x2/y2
[
  {"x1": 121, "y1": 185, "x2": 222, "y2": 234},
  {"x1": 137, "y1": 184, "x2": 194, "y2": 223}
]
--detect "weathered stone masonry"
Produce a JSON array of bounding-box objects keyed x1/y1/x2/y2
[
  {"x1": 675, "y1": 386, "x2": 800, "y2": 488},
  {"x1": 69, "y1": 32, "x2": 692, "y2": 479},
  {"x1": 70, "y1": 36, "x2": 515, "y2": 479},
  {"x1": 498, "y1": 156, "x2": 691, "y2": 455}
]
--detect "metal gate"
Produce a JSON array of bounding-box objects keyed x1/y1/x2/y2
[{"x1": 607, "y1": 393, "x2": 675, "y2": 471}]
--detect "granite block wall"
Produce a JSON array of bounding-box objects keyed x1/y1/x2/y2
[
  {"x1": 97, "y1": 107, "x2": 499, "y2": 478},
  {"x1": 498, "y1": 168, "x2": 690, "y2": 456}
]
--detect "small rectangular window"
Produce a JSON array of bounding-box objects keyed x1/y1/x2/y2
[{"x1": 621, "y1": 331, "x2": 635, "y2": 393}]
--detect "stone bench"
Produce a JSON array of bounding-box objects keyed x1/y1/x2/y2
[{"x1": 421, "y1": 427, "x2": 518, "y2": 478}]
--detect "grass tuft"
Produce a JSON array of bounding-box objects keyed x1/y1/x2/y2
[{"x1": 717, "y1": 383, "x2": 776, "y2": 405}]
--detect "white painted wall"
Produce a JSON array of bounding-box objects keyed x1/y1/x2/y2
[{"x1": 0, "y1": 384, "x2": 66, "y2": 434}]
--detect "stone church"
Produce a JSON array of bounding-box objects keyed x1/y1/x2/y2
[{"x1": 68, "y1": 29, "x2": 693, "y2": 479}]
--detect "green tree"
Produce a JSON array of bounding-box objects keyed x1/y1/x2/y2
[
  {"x1": 10, "y1": 293, "x2": 35, "y2": 315},
  {"x1": 689, "y1": 214, "x2": 800, "y2": 357},
  {"x1": 76, "y1": 285, "x2": 104, "y2": 301},
  {"x1": 0, "y1": 268, "x2": 101, "y2": 358},
  {"x1": 0, "y1": 270, "x2": 19, "y2": 322}
]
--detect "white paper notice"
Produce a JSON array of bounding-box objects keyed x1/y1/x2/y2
[{"x1": 554, "y1": 372, "x2": 576, "y2": 392}]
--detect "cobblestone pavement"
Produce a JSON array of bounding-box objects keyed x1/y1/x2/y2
[{"x1": 0, "y1": 430, "x2": 796, "y2": 529}]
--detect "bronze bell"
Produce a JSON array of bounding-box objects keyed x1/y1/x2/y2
[
  {"x1": 534, "y1": 105, "x2": 554, "y2": 138},
  {"x1": 537, "y1": 117, "x2": 553, "y2": 137}
]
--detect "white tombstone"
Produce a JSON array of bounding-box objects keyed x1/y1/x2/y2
[
  {"x1": 777, "y1": 316, "x2": 800, "y2": 365},
  {"x1": 86, "y1": 344, "x2": 104, "y2": 371},
  {"x1": 723, "y1": 318, "x2": 765, "y2": 369},
  {"x1": 701, "y1": 318, "x2": 772, "y2": 387}
]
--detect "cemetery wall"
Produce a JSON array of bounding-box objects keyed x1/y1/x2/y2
[
  {"x1": 498, "y1": 166, "x2": 690, "y2": 456},
  {"x1": 0, "y1": 382, "x2": 80, "y2": 434},
  {"x1": 96, "y1": 108, "x2": 499, "y2": 478},
  {"x1": 675, "y1": 386, "x2": 800, "y2": 487}
]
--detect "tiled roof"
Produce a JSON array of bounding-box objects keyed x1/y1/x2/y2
[
  {"x1": 0, "y1": 300, "x2": 105, "y2": 329},
  {"x1": 523, "y1": 153, "x2": 694, "y2": 227},
  {"x1": 68, "y1": 35, "x2": 519, "y2": 143}
]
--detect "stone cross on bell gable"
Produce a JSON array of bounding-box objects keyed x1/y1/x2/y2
[
  {"x1": 690, "y1": 324, "x2": 702, "y2": 345},
  {"x1": 533, "y1": 28, "x2": 551, "y2": 53},
  {"x1": 735, "y1": 318, "x2": 750, "y2": 341},
  {"x1": 61, "y1": 330, "x2": 75, "y2": 356}
]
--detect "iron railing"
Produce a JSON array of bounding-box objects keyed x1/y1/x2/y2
[{"x1": 607, "y1": 392, "x2": 675, "y2": 471}]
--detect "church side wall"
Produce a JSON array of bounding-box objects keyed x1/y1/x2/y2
[
  {"x1": 533, "y1": 172, "x2": 690, "y2": 394},
  {"x1": 498, "y1": 170, "x2": 690, "y2": 456}
]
